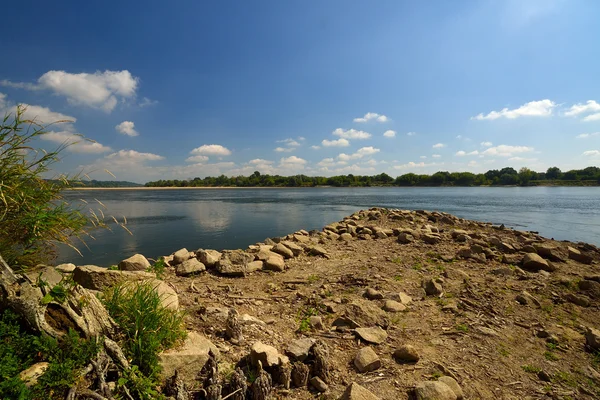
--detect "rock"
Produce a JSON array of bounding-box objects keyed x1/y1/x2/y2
[
  {"x1": 390, "y1": 292, "x2": 413, "y2": 305},
  {"x1": 197, "y1": 249, "x2": 222, "y2": 267},
  {"x1": 364, "y1": 288, "x2": 384, "y2": 300},
  {"x1": 354, "y1": 347, "x2": 381, "y2": 373},
  {"x1": 19, "y1": 362, "x2": 49, "y2": 387},
  {"x1": 247, "y1": 260, "x2": 264, "y2": 272},
  {"x1": 309, "y1": 316, "x2": 324, "y2": 330},
  {"x1": 499, "y1": 242, "x2": 516, "y2": 253},
  {"x1": 175, "y1": 258, "x2": 205, "y2": 277},
  {"x1": 423, "y1": 234, "x2": 441, "y2": 245},
  {"x1": 339, "y1": 233, "x2": 353, "y2": 241},
  {"x1": 159, "y1": 332, "x2": 219, "y2": 384},
  {"x1": 73, "y1": 265, "x2": 156, "y2": 291},
  {"x1": 282, "y1": 241, "x2": 303, "y2": 257},
  {"x1": 579, "y1": 279, "x2": 600, "y2": 299},
  {"x1": 522, "y1": 253, "x2": 554, "y2": 272},
  {"x1": 25, "y1": 266, "x2": 64, "y2": 287},
  {"x1": 515, "y1": 291, "x2": 540, "y2": 308},
  {"x1": 393, "y1": 344, "x2": 420, "y2": 363},
  {"x1": 375, "y1": 231, "x2": 388, "y2": 239},
  {"x1": 272, "y1": 243, "x2": 294, "y2": 259},
  {"x1": 414, "y1": 381, "x2": 457, "y2": 400},
  {"x1": 308, "y1": 246, "x2": 329, "y2": 258},
  {"x1": 264, "y1": 255, "x2": 285, "y2": 272},
  {"x1": 438, "y1": 376, "x2": 463, "y2": 400},
  {"x1": 565, "y1": 293, "x2": 590, "y2": 307},
  {"x1": 55, "y1": 263, "x2": 76, "y2": 273},
  {"x1": 256, "y1": 249, "x2": 279, "y2": 261},
  {"x1": 310, "y1": 376, "x2": 328, "y2": 392},
  {"x1": 250, "y1": 342, "x2": 289, "y2": 368},
  {"x1": 585, "y1": 327, "x2": 600, "y2": 351},
  {"x1": 286, "y1": 338, "x2": 316, "y2": 361},
  {"x1": 522, "y1": 245, "x2": 537, "y2": 253},
  {"x1": 335, "y1": 300, "x2": 389, "y2": 330},
  {"x1": 423, "y1": 279, "x2": 443, "y2": 296},
  {"x1": 491, "y1": 267, "x2": 514, "y2": 276},
  {"x1": 240, "y1": 314, "x2": 266, "y2": 325},
  {"x1": 383, "y1": 300, "x2": 406, "y2": 312},
  {"x1": 121, "y1": 279, "x2": 179, "y2": 310},
  {"x1": 340, "y1": 382, "x2": 381, "y2": 400},
  {"x1": 568, "y1": 246, "x2": 593, "y2": 264},
  {"x1": 355, "y1": 326, "x2": 388, "y2": 344},
  {"x1": 294, "y1": 234, "x2": 311, "y2": 243},
  {"x1": 172, "y1": 248, "x2": 191, "y2": 265},
  {"x1": 451, "y1": 229, "x2": 469, "y2": 239},
  {"x1": 398, "y1": 233, "x2": 415, "y2": 244},
  {"x1": 216, "y1": 250, "x2": 255, "y2": 276},
  {"x1": 118, "y1": 254, "x2": 151, "y2": 271},
  {"x1": 455, "y1": 234, "x2": 471, "y2": 242},
  {"x1": 456, "y1": 248, "x2": 472, "y2": 259}
]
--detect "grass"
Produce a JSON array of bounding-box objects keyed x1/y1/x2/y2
[
  {"x1": 307, "y1": 274, "x2": 319, "y2": 283},
  {"x1": 102, "y1": 281, "x2": 187, "y2": 379},
  {"x1": 147, "y1": 257, "x2": 167, "y2": 278},
  {"x1": 297, "y1": 306, "x2": 319, "y2": 332},
  {"x1": 555, "y1": 371, "x2": 578, "y2": 388},
  {"x1": 393, "y1": 275, "x2": 403, "y2": 281},
  {"x1": 544, "y1": 351, "x2": 559, "y2": 361},
  {"x1": 412, "y1": 263, "x2": 423, "y2": 271},
  {"x1": 522, "y1": 365, "x2": 542, "y2": 374},
  {"x1": 391, "y1": 257, "x2": 402, "y2": 264},
  {"x1": 497, "y1": 344, "x2": 510, "y2": 357},
  {"x1": 455, "y1": 324, "x2": 469, "y2": 332}
]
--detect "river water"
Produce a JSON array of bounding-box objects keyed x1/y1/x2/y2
[{"x1": 57, "y1": 187, "x2": 600, "y2": 266}]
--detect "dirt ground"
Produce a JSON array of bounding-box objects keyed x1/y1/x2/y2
[{"x1": 162, "y1": 208, "x2": 600, "y2": 400}]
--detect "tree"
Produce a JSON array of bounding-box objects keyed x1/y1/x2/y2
[
  {"x1": 518, "y1": 167, "x2": 534, "y2": 186},
  {"x1": 546, "y1": 167, "x2": 562, "y2": 180}
]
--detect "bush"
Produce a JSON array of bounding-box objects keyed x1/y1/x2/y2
[
  {"x1": 102, "y1": 281, "x2": 186, "y2": 379},
  {"x1": 0, "y1": 105, "x2": 106, "y2": 267}
]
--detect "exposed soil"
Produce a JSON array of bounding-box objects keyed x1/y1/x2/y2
[{"x1": 161, "y1": 208, "x2": 600, "y2": 400}]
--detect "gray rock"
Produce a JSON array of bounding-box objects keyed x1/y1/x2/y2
[
  {"x1": 121, "y1": 278, "x2": 179, "y2": 311},
  {"x1": 568, "y1": 246, "x2": 593, "y2": 264},
  {"x1": 585, "y1": 327, "x2": 600, "y2": 351},
  {"x1": 522, "y1": 253, "x2": 553, "y2": 272},
  {"x1": 282, "y1": 241, "x2": 303, "y2": 257},
  {"x1": 364, "y1": 288, "x2": 384, "y2": 300},
  {"x1": 247, "y1": 260, "x2": 264, "y2": 272},
  {"x1": 339, "y1": 233, "x2": 353, "y2": 241},
  {"x1": 272, "y1": 243, "x2": 294, "y2": 259},
  {"x1": 515, "y1": 291, "x2": 540, "y2": 307},
  {"x1": 55, "y1": 263, "x2": 76, "y2": 273},
  {"x1": 578, "y1": 279, "x2": 600, "y2": 299},
  {"x1": 354, "y1": 347, "x2": 381, "y2": 373},
  {"x1": 118, "y1": 254, "x2": 151, "y2": 271},
  {"x1": 197, "y1": 249, "x2": 222, "y2": 267},
  {"x1": 286, "y1": 338, "x2": 316, "y2": 361},
  {"x1": 73, "y1": 265, "x2": 155, "y2": 291},
  {"x1": 264, "y1": 255, "x2": 285, "y2": 271},
  {"x1": 565, "y1": 293, "x2": 590, "y2": 307},
  {"x1": 159, "y1": 332, "x2": 219, "y2": 385},
  {"x1": 340, "y1": 382, "x2": 381, "y2": 400},
  {"x1": 216, "y1": 250, "x2": 254, "y2": 276},
  {"x1": 414, "y1": 381, "x2": 457, "y2": 400},
  {"x1": 422, "y1": 234, "x2": 441, "y2": 245},
  {"x1": 308, "y1": 246, "x2": 329, "y2": 258},
  {"x1": 173, "y1": 248, "x2": 191, "y2": 265},
  {"x1": 424, "y1": 279, "x2": 443, "y2": 296},
  {"x1": 309, "y1": 316, "x2": 324, "y2": 330},
  {"x1": 438, "y1": 376, "x2": 463, "y2": 400},
  {"x1": 383, "y1": 300, "x2": 406, "y2": 312},
  {"x1": 310, "y1": 376, "x2": 328, "y2": 392},
  {"x1": 390, "y1": 292, "x2": 413, "y2": 305},
  {"x1": 175, "y1": 258, "x2": 205, "y2": 277},
  {"x1": 393, "y1": 344, "x2": 420, "y2": 363},
  {"x1": 250, "y1": 342, "x2": 289, "y2": 368},
  {"x1": 398, "y1": 232, "x2": 415, "y2": 244},
  {"x1": 255, "y1": 248, "x2": 279, "y2": 261},
  {"x1": 355, "y1": 326, "x2": 388, "y2": 344}
]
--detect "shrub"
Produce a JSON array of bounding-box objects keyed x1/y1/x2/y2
[{"x1": 102, "y1": 281, "x2": 186, "y2": 378}]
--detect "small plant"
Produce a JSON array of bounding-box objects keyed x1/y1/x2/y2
[
  {"x1": 555, "y1": 371, "x2": 578, "y2": 388},
  {"x1": 522, "y1": 365, "x2": 542, "y2": 374},
  {"x1": 307, "y1": 274, "x2": 319, "y2": 283},
  {"x1": 107, "y1": 265, "x2": 119, "y2": 271},
  {"x1": 455, "y1": 324, "x2": 469, "y2": 332},
  {"x1": 431, "y1": 370, "x2": 443, "y2": 379},
  {"x1": 544, "y1": 351, "x2": 559, "y2": 361},
  {"x1": 497, "y1": 344, "x2": 509, "y2": 357},
  {"x1": 391, "y1": 257, "x2": 402, "y2": 264},
  {"x1": 147, "y1": 257, "x2": 167, "y2": 278},
  {"x1": 393, "y1": 275, "x2": 403, "y2": 281},
  {"x1": 412, "y1": 263, "x2": 423, "y2": 271},
  {"x1": 541, "y1": 304, "x2": 554, "y2": 314},
  {"x1": 297, "y1": 306, "x2": 318, "y2": 333}
]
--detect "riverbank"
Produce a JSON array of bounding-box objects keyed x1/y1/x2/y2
[{"x1": 55, "y1": 208, "x2": 600, "y2": 399}]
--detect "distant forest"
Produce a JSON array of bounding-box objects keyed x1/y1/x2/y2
[
  {"x1": 144, "y1": 166, "x2": 600, "y2": 188},
  {"x1": 49, "y1": 179, "x2": 143, "y2": 188}
]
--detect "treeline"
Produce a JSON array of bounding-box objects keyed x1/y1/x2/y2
[
  {"x1": 144, "y1": 166, "x2": 600, "y2": 188},
  {"x1": 47, "y1": 180, "x2": 143, "y2": 188}
]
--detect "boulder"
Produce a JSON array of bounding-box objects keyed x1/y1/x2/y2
[
  {"x1": 216, "y1": 250, "x2": 255, "y2": 276},
  {"x1": 521, "y1": 253, "x2": 553, "y2": 272},
  {"x1": 355, "y1": 326, "x2": 388, "y2": 344},
  {"x1": 383, "y1": 300, "x2": 406, "y2": 312},
  {"x1": 397, "y1": 233, "x2": 415, "y2": 244},
  {"x1": 19, "y1": 362, "x2": 49, "y2": 387},
  {"x1": 309, "y1": 316, "x2": 324, "y2": 330},
  {"x1": 334, "y1": 300, "x2": 389, "y2": 329},
  {"x1": 172, "y1": 248, "x2": 191, "y2": 265},
  {"x1": 25, "y1": 266, "x2": 64, "y2": 287},
  {"x1": 73, "y1": 265, "x2": 155, "y2": 291},
  {"x1": 286, "y1": 338, "x2": 316, "y2": 361},
  {"x1": 391, "y1": 292, "x2": 413, "y2": 305},
  {"x1": 310, "y1": 376, "x2": 328, "y2": 392},
  {"x1": 55, "y1": 263, "x2": 76, "y2": 273},
  {"x1": 159, "y1": 332, "x2": 219, "y2": 384},
  {"x1": 422, "y1": 234, "x2": 441, "y2": 245},
  {"x1": 197, "y1": 249, "x2": 222, "y2": 267},
  {"x1": 414, "y1": 381, "x2": 457, "y2": 400},
  {"x1": 250, "y1": 341, "x2": 289, "y2": 368},
  {"x1": 340, "y1": 382, "x2": 381, "y2": 400},
  {"x1": 364, "y1": 288, "x2": 384, "y2": 300},
  {"x1": 282, "y1": 241, "x2": 304, "y2": 257},
  {"x1": 339, "y1": 233, "x2": 353, "y2": 241},
  {"x1": 247, "y1": 260, "x2": 264, "y2": 272},
  {"x1": 568, "y1": 246, "x2": 593, "y2": 264},
  {"x1": 585, "y1": 327, "x2": 600, "y2": 351},
  {"x1": 272, "y1": 243, "x2": 294, "y2": 259},
  {"x1": 255, "y1": 248, "x2": 279, "y2": 261},
  {"x1": 423, "y1": 279, "x2": 443, "y2": 296},
  {"x1": 264, "y1": 255, "x2": 285, "y2": 271},
  {"x1": 438, "y1": 377, "x2": 463, "y2": 400},
  {"x1": 175, "y1": 258, "x2": 205, "y2": 277},
  {"x1": 308, "y1": 246, "x2": 329, "y2": 258},
  {"x1": 118, "y1": 254, "x2": 151, "y2": 271},
  {"x1": 393, "y1": 344, "x2": 420, "y2": 363},
  {"x1": 122, "y1": 279, "x2": 179, "y2": 310},
  {"x1": 565, "y1": 293, "x2": 590, "y2": 307},
  {"x1": 354, "y1": 347, "x2": 381, "y2": 373},
  {"x1": 579, "y1": 279, "x2": 600, "y2": 299}
]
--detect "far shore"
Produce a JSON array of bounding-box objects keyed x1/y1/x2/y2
[{"x1": 69, "y1": 184, "x2": 599, "y2": 190}]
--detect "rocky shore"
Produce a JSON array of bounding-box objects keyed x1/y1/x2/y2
[{"x1": 33, "y1": 208, "x2": 600, "y2": 398}]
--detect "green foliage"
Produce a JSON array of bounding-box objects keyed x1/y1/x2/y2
[
  {"x1": 522, "y1": 365, "x2": 542, "y2": 374},
  {"x1": 297, "y1": 307, "x2": 319, "y2": 333},
  {"x1": 544, "y1": 351, "x2": 559, "y2": 361},
  {"x1": 455, "y1": 324, "x2": 469, "y2": 332},
  {"x1": 116, "y1": 365, "x2": 164, "y2": 400},
  {"x1": 147, "y1": 257, "x2": 166, "y2": 278},
  {"x1": 102, "y1": 281, "x2": 186, "y2": 379}
]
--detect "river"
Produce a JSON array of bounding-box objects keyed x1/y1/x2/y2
[{"x1": 57, "y1": 187, "x2": 600, "y2": 266}]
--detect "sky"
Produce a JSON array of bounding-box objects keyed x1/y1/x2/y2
[{"x1": 2, "y1": 0, "x2": 600, "y2": 183}]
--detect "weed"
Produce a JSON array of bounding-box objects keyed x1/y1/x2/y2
[
  {"x1": 455, "y1": 324, "x2": 469, "y2": 332},
  {"x1": 297, "y1": 306, "x2": 319, "y2": 332},
  {"x1": 147, "y1": 257, "x2": 166, "y2": 278},
  {"x1": 391, "y1": 257, "x2": 402, "y2": 264},
  {"x1": 555, "y1": 371, "x2": 578, "y2": 388},
  {"x1": 546, "y1": 342, "x2": 558, "y2": 351},
  {"x1": 544, "y1": 351, "x2": 559, "y2": 361},
  {"x1": 497, "y1": 344, "x2": 510, "y2": 357},
  {"x1": 522, "y1": 365, "x2": 542, "y2": 374},
  {"x1": 541, "y1": 304, "x2": 554, "y2": 314},
  {"x1": 307, "y1": 274, "x2": 319, "y2": 283},
  {"x1": 412, "y1": 263, "x2": 423, "y2": 271},
  {"x1": 393, "y1": 275, "x2": 403, "y2": 281},
  {"x1": 431, "y1": 370, "x2": 443, "y2": 379},
  {"x1": 108, "y1": 265, "x2": 119, "y2": 271}
]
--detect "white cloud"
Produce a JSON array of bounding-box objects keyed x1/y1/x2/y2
[
  {"x1": 40, "y1": 131, "x2": 112, "y2": 153},
  {"x1": 393, "y1": 161, "x2": 441, "y2": 170},
  {"x1": 115, "y1": 121, "x2": 139, "y2": 137},
  {"x1": 565, "y1": 100, "x2": 600, "y2": 117},
  {"x1": 332, "y1": 128, "x2": 371, "y2": 140},
  {"x1": 139, "y1": 97, "x2": 158, "y2": 108},
  {"x1": 583, "y1": 150, "x2": 600, "y2": 157},
  {"x1": 481, "y1": 141, "x2": 493, "y2": 147},
  {"x1": 456, "y1": 150, "x2": 479, "y2": 156},
  {"x1": 353, "y1": 112, "x2": 388, "y2": 123},
  {"x1": 190, "y1": 144, "x2": 232, "y2": 156},
  {"x1": 2, "y1": 70, "x2": 139, "y2": 112},
  {"x1": 482, "y1": 144, "x2": 534, "y2": 157},
  {"x1": 322, "y1": 138, "x2": 350, "y2": 147},
  {"x1": 105, "y1": 149, "x2": 164, "y2": 162},
  {"x1": 383, "y1": 130, "x2": 396, "y2": 138},
  {"x1": 432, "y1": 154, "x2": 441, "y2": 158},
  {"x1": 317, "y1": 158, "x2": 336, "y2": 167},
  {"x1": 274, "y1": 147, "x2": 294, "y2": 152},
  {"x1": 471, "y1": 99, "x2": 556, "y2": 120},
  {"x1": 279, "y1": 156, "x2": 307, "y2": 168},
  {"x1": 508, "y1": 157, "x2": 537, "y2": 162},
  {"x1": 185, "y1": 155, "x2": 209, "y2": 163},
  {"x1": 419, "y1": 155, "x2": 427, "y2": 159},
  {"x1": 297, "y1": 136, "x2": 306, "y2": 141},
  {"x1": 311, "y1": 145, "x2": 321, "y2": 150},
  {"x1": 455, "y1": 151, "x2": 466, "y2": 156},
  {"x1": 407, "y1": 132, "x2": 417, "y2": 136},
  {"x1": 583, "y1": 113, "x2": 600, "y2": 122},
  {"x1": 432, "y1": 143, "x2": 446, "y2": 148},
  {"x1": 468, "y1": 150, "x2": 479, "y2": 155},
  {"x1": 576, "y1": 132, "x2": 600, "y2": 139},
  {"x1": 249, "y1": 159, "x2": 273, "y2": 165},
  {"x1": 337, "y1": 146, "x2": 380, "y2": 161},
  {"x1": 276, "y1": 138, "x2": 301, "y2": 147}
]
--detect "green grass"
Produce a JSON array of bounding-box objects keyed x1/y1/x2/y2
[
  {"x1": 522, "y1": 365, "x2": 542, "y2": 374},
  {"x1": 455, "y1": 324, "x2": 469, "y2": 332},
  {"x1": 555, "y1": 371, "x2": 578, "y2": 388},
  {"x1": 393, "y1": 275, "x2": 403, "y2": 281},
  {"x1": 147, "y1": 257, "x2": 167, "y2": 278},
  {"x1": 307, "y1": 274, "x2": 319, "y2": 283},
  {"x1": 391, "y1": 257, "x2": 402, "y2": 264},
  {"x1": 102, "y1": 281, "x2": 187, "y2": 379},
  {"x1": 297, "y1": 307, "x2": 319, "y2": 332},
  {"x1": 544, "y1": 351, "x2": 559, "y2": 361},
  {"x1": 412, "y1": 263, "x2": 423, "y2": 271}
]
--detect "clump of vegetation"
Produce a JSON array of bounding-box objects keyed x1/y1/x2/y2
[
  {"x1": 522, "y1": 365, "x2": 542, "y2": 374},
  {"x1": 455, "y1": 324, "x2": 469, "y2": 332},
  {"x1": 147, "y1": 257, "x2": 167, "y2": 278},
  {"x1": 102, "y1": 281, "x2": 186, "y2": 379}
]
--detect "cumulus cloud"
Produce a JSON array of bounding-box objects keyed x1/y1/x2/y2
[
  {"x1": 383, "y1": 130, "x2": 396, "y2": 138},
  {"x1": 274, "y1": 147, "x2": 294, "y2": 152},
  {"x1": 115, "y1": 121, "x2": 139, "y2": 137},
  {"x1": 393, "y1": 161, "x2": 441, "y2": 170},
  {"x1": 190, "y1": 144, "x2": 231, "y2": 156},
  {"x1": 322, "y1": 138, "x2": 350, "y2": 147},
  {"x1": 276, "y1": 138, "x2": 301, "y2": 147},
  {"x1": 576, "y1": 132, "x2": 600, "y2": 139},
  {"x1": 311, "y1": 145, "x2": 321, "y2": 150},
  {"x1": 455, "y1": 150, "x2": 479, "y2": 156},
  {"x1": 455, "y1": 151, "x2": 466, "y2": 156},
  {"x1": 420, "y1": 156, "x2": 427, "y2": 159},
  {"x1": 337, "y1": 146, "x2": 380, "y2": 161},
  {"x1": 2, "y1": 70, "x2": 139, "y2": 112},
  {"x1": 353, "y1": 112, "x2": 388, "y2": 123},
  {"x1": 185, "y1": 155, "x2": 209, "y2": 163},
  {"x1": 105, "y1": 149, "x2": 164, "y2": 162},
  {"x1": 41, "y1": 130, "x2": 112, "y2": 153},
  {"x1": 508, "y1": 157, "x2": 537, "y2": 162},
  {"x1": 583, "y1": 113, "x2": 600, "y2": 122},
  {"x1": 407, "y1": 132, "x2": 417, "y2": 136},
  {"x1": 249, "y1": 159, "x2": 274, "y2": 165},
  {"x1": 481, "y1": 141, "x2": 493, "y2": 147},
  {"x1": 432, "y1": 143, "x2": 446, "y2": 148},
  {"x1": 332, "y1": 128, "x2": 371, "y2": 140},
  {"x1": 432, "y1": 154, "x2": 441, "y2": 158},
  {"x1": 482, "y1": 145, "x2": 534, "y2": 157},
  {"x1": 583, "y1": 150, "x2": 600, "y2": 157},
  {"x1": 279, "y1": 156, "x2": 307, "y2": 168},
  {"x1": 565, "y1": 100, "x2": 600, "y2": 117},
  {"x1": 471, "y1": 99, "x2": 556, "y2": 120}
]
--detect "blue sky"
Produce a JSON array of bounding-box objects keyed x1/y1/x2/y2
[{"x1": 2, "y1": 0, "x2": 600, "y2": 183}]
